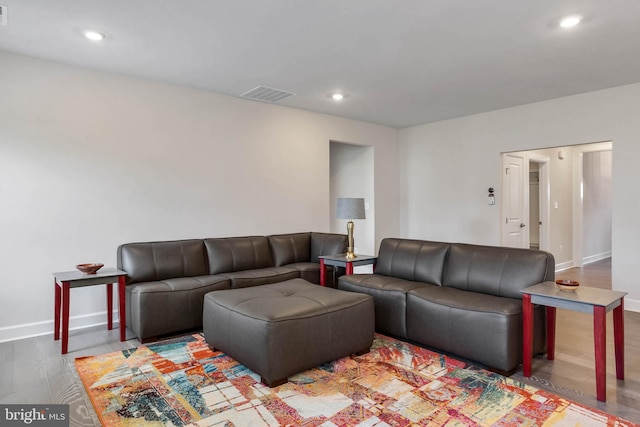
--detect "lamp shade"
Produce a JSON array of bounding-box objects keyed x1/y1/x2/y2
[{"x1": 336, "y1": 198, "x2": 366, "y2": 220}]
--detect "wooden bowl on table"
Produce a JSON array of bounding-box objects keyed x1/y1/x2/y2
[
  {"x1": 556, "y1": 279, "x2": 579, "y2": 292},
  {"x1": 76, "y1": 263, "x2": 104, "y2": 274}
]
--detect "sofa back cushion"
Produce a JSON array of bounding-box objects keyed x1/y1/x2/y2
[
  {"x1": 205, "y1": 236, "x2": 273, "y2": 274},
  {"x1": 117, "y1": 239, "x2": 207, "y2": 284},
  {"x1": 443, "y1": 243, "x2": 555, "y2": 299},
  {"x1": 310, "y1": 232, "x2": 348, "y2": 262},
  {"x1": 268, "y1": 233, "x2": 311, "y2": 266},
  {"x1": 375, "y1": 238, "x2": 450, "y2": 285}
]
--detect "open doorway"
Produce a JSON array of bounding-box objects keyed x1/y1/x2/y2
[
  {"x1": 329, "y1": 141, "x2": 375, "y2": 258},
  {"x1": 501, "y1": 142, "x2": 611, "y2": 271}
]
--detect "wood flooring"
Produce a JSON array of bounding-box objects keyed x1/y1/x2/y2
[
  {"x1": 1, "y1": 258, "x2": 638, "y2": 425},
  {"x1": 0, "y1": 325, "x2": 139, "y2": 426}
]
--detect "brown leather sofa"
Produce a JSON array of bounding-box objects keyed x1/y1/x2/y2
[
  {"x1": 117, "y1": 232, "x2": 347, "y2": 342},
  {"x1": 338, "y1": 238, "x2": 555, "y2": 374}
]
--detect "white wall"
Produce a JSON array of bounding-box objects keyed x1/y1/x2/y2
[
  {"x1": 0, "y1": 51, "x2": 399, "y2": 341},
  {"x1": 399, "y1": 82, "x2": 640, "y2": 311},
  {"x1": 583, "y1": 150, "x2": 612, "y2": 262}
]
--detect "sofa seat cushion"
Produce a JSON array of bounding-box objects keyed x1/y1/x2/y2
[
  {"x1": 222, "y1": 267, "x2": 299, "y2": 289},
  {"x1": 338, "y1": 274, "x2": 430, "y2": 339},
  {"x1": 127, "y1": 276, "x2": 231, "y2": 293},
  {"x1": 126, "y1": 275, "x2": 231, "y2": 341},
  {"x1": 285, "y1": 262, "x2": 337, "y2": 288},
  {"x1": 406, "y1": 286, "x2": 544, "y2": 372}
]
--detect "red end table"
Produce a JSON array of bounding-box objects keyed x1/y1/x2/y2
[
  {"x1": 318, "y1": 254, "x2": 377, "y2": 286},
  {"x1": 53, "y1": 268, "x2": 128, "y2": 354},
  {"x1": 521, "y1": 282, "x2": 626, "y2": 402}
]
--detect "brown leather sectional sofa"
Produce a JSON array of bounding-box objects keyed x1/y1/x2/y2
[
  {"x1": 117, "y1": 232, "x2": 347, "y2": 342},
  {"x1": 118, "y1": 232, "x2": 554, "y2": 376},
  {"x1": 338, "y1": 238, "x2": 555, "y2": 374}
]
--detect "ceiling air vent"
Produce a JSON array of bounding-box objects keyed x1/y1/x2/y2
[
  {"x1": 0, "y1": 5, "x2": 7, "y2": 26},
  {"x1": 239, "y1": 86, "x2": 296, "y2": 103}
]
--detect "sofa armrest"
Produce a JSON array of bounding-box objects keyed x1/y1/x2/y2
[{"x1": 310, "y1": 232, "x2": 348, "y2": 261}]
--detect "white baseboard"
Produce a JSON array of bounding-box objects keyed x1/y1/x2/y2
[
  {"x1": 0, "y1": 310, "x2": 119, "y2": 343},
  {"x1": 583, "y1": 251, "x2": 611, "y2": 265},
  {"x1": 555, "y1": 260, "x2": 575, "y2": 272},
  {"x1": 623, "y1": 298, "x2": 640, "y2": 313},
  {"x1": 2, "y1": 292, "x2": 638, "y2": 342}
]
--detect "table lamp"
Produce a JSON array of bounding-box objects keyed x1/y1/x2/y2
[{"x1": 336, "y1": 198, "x2": 366, "y2": 259}]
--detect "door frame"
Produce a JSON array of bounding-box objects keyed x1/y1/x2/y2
[{"x1": 528, "y1": 153, "x2": 550, "y2": 252}]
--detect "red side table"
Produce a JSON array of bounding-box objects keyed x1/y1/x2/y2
[
  {"x1": 521, "y1": 282, "x2": 626, "y2": 402},
  {"x1": 53, "y1": 268, "x2": 128, "y2": 354},
  {"x1": 318, "y1": 254, "x2": 377, "y2": 286}
]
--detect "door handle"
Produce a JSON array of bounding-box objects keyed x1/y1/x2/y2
[{"x1": 520, "y1": 223, "x2": 526, "y2": 228}]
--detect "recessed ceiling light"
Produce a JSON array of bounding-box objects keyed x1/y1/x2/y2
[
  {"x1": 83, "y1": 30, "x2": 105, "y2": 41},
  {"x1": 559, "y1": 15, "x2": 582, "y2": 28},
  {"x1": 331, "y1": 93, "x2": 344, "y2": 101}
]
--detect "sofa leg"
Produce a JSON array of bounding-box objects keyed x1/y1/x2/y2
[
  {"x1": 487, "y1": 366, "x2": 517, "y2": 377},
  {"x1": 355, "y1": 347, "x2": 370, "y2": 356},
  {"x1": 264, "y1": 377, "x2": 287, "y2": 388}
]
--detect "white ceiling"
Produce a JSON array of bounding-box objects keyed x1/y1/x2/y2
[{"x1": 2, "y1": 0, "x2": 640, "y2": 128}]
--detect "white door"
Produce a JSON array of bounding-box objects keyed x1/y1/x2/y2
[{"x1": 501, "y1": 153, "x2": 527, "y2": 248}]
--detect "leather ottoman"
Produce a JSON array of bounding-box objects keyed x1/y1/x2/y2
[{"x1": 202, "y1": 278, "x2": 374, "y2": 386}]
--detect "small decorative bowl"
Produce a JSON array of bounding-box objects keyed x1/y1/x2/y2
[
  {"x1": 556, "y1": 279, "x2": 579, "y2": 292},
  {"x1": 76, "y1": 263, "x2": 104, "y2": 274}
]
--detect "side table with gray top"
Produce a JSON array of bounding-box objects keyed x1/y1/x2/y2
[
  {"x1": 318, "y1": 254, "x2": 377, "y2": 287},
  {"x1": 53, "y1": 268, "x2": 128, "y2": 354},
  {"x1": 521, "y1": 282, "x2": 627, "y2": 402}
]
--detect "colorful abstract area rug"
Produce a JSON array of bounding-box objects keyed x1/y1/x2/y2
[{"x1": 76, "y1": 334, "x2": 634, "y2": 426}]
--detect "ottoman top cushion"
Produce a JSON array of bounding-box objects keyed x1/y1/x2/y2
[{"x1": 205, "y1": 278, "x2": 372, "y2": 322}]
